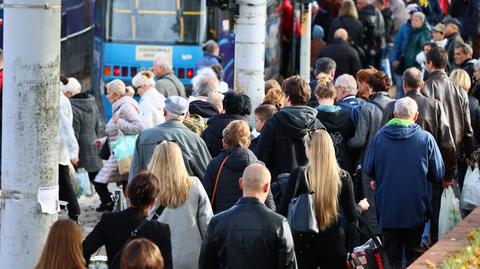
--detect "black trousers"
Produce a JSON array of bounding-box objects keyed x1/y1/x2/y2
[
  {"x1": 88, "y1": 172, "x2": 112, "y2": 205},
  {"x1": 294, "y1": 228, "x2": 348, "y2": 269},
  {"x1": 383, "y1": 225, "x2": 424, "y2": 269},
  {"x1": 58, "y1": 164, "x2": 80, "y2": 219}
]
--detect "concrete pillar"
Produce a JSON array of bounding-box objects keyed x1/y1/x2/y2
[{"x1": 299, "y1": 2, "x2": 311, "y2": 81}]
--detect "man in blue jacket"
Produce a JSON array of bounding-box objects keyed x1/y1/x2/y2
[{"x1": 364, "y1": 97, "x2": 445, "y2": 268}]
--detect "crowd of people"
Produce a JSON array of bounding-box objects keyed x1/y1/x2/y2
[{"x1": 33, "y1": 0, "x2": 480, "y2": 268}]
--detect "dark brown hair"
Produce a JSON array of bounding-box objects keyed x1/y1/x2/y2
[
  {"x1": 127, "y1": 172, "x2": 161, "y2": 209},
  {"x1": 356, "y1": 67, "x2": 378, "y2": 84},
  {"x1": 282, "y1": 75, "x2": 311, "y2": 105},
  {"x1": 120, "y1": 238, "x2": 164, "y2": 269},
  {"x1": 367, "y1": 71, "x2": 391, "y2": 92},
  {"x1": 254, "y1": 104, "x2": 277, "y2": 122}
]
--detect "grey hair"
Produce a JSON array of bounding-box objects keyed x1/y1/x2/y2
[
  {"x1": 394, "y1": 97, "x2": 418, "y2": 118},
  {"x1": 197, "y1": 76, "x2": 219, "y2": 97},
  {"x1": 153, "y1": 52, "x2": 172, "y2": 71},
  {"x1": 335, "y1": 74, "x2": 358, "y2": 95},
  {"x1": 107, "y1": 79, "x2": 126, "y2": 96},
  {"x1": 412, "y1": 11, "x2": 426, "y2": 23}
]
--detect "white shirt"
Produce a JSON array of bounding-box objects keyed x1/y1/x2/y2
[
  {"x1": 58, "y1": 91, "x2": 79, "y2": 165},
  {"x1": 139, "y1": 88, "x2": 166, "y2": 129}
]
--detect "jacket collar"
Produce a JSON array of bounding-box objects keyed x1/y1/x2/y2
[
  {"x1": 405, "y1": 89, "x2": 421, "y2": 97},
  {"x1": 236, "y1": 197, "x2": 264, "y2": 205},
  {"x1": 158, "y1": 120, "x2": 188, "y2": 129},
  {"x1": 371, "y1": 91, "x2": 390, "y2": 100},
  {"x1": 428, "y1": 70, "x2": 448, "y2": 79}
]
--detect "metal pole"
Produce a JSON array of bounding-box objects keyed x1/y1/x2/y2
[
  {"x1": 234, "y1": 0, "x2": 266, "y2": 124},
  {"x1": 1, "y1": 0, "x2": 61, "y2": 268},
  {"x1": 299, "y1": 2, "x2": 311, "y2": 81}
]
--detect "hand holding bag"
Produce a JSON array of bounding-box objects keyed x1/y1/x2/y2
[
  {"x1": 287, "y1": 169, "x2": 319, "y2": 233},
  {"x1": 110, "y1": 131, "x2": 138, "y2": 176}
]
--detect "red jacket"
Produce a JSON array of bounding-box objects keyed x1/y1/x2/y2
[{"x1": 276, "y1": 0, "x2": 301, "y2": 39}]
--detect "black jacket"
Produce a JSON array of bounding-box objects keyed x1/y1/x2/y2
[
  {"x1": 199, "y1": 197, "x2": 297, "y2": 269},
  {"x1": 189, "y1": 100, "x2": 219, "y2": 118},
  {"x1": 445, "y1": 32, "x2": 464, "y2": 67},
  {"x1": 469, "y1": 95, "x2": 480, "y2": 145},
  {"x1": 328, "y1": 16, "x2": 364, "y2": 46},
  {"x1": 203, "y1": 147, "x2": 259, "y2": 213},
  {"x1": 278, "y1": 167, "x2": 357, "y2": 250},
  {"x1": 201, "y1": 114, "x2": 245, "y2": 158},
  {"x1": 254, "y1": 106, "x2": 325, "y2": 179},
  {"x1": 385, "y1": 90, "x2": 457, "y2": 179},
  {"x1": 316, "y1": 107, "x2": 357, "y2": 174},
  {"x1": 358, "y1": 5, "x2": 386, "y2": 51},
  {"x1": 317, "y1": 39, "x2": 362, "y2": 78},
  {"x1": 83, "y1": 208, "x2": 173, "y2": 269}
]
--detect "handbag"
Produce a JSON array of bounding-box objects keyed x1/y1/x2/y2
[
  {"x1": 98, "y1": 138, "x2": 111, "y2": 160},
  {"x1": 287, "y1": 169, "x2": 319, "y2": 233},
  {"x1": 110, "y1": 132, "x2": 138, "y2": 176},
  {"x1": 349, "y1": 213, "x2": 392, "y2": 269},
  {"x1": 210, "y1": 156, "x2": 229, "y2": 206}
]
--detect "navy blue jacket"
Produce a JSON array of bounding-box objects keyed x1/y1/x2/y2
[{"x1": 363, "y1": 121, "x2": 445, "y2": 229}]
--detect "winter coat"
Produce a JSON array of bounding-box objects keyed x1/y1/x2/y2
[
  {"x1": 195, "y1": 52, "x2": 222, "y2": 70},
  {"x1": 384, "y1": 90, "x2": 457, "y2": 179},
  {"x1": 463, "y1": 0, "x2": 480, "y2": 38},
  {"x1": 317, "y1": 39, "x2": 362, "y2": 78},
  {"x1": 155, "y1": 72, "x2": 186, "y2": 98},
  {"x1": 199, "y1": 197, "x2": 296, "y2": 269},
  {"x1": 139, "y1": 89, "x2": 165, "y2": 129},
  {"x1": 70, "y1": 93, "x2": 103, "y2": 172},
  {"x1": 129, "y1": 120, "x2": 211, "y2": 183},
  {"x1": 390, "y1": 22, "x2": 412, "y2": 63},
  {"x1": 358, "y1": 5, "x2": 386, "y2": 53},
  {"x1": 364, "y1": 121, "x2": 445, "y2": 228},
  {"x1": 203, "y1": 147, "x2": 258, "y2": 213},
  {"x1": 468, "y1": 94, "x2": 480, "y2": 145},
  {"x1": 189, "y1": 100, "x2": 219, "y2": 119},
  {"x1": 445, "y1": 32, "x2": 464, "y2": 67},
  {"x1": 59, "y1": 91, "x2": 79, "y2": 166},
  {"x1": 254, "y1": 106, "x2": 325, "y2": 179},
  {"x1": 316, "y1": 105, "x2": 356, "y2": 173},
  {"x1": 95, "y1": 96, "x2": 144, "y2": 183},
  {"x1": 328, "y1": 16, "x2": 364, "y2": 46},
  {"x1": 422, "y1": 71, "x2": 475, "y2": 157},
  {"x1": 404, "y1": 24, "x2": 432, "y2": 69},
  {"x1": 201, "y1": 114, "x2": 245, "y2": 158},
  {"x1": 151, "y1": 177, "x2": 213, "y2": 269}
]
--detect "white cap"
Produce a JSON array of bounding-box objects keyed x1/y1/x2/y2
[{"x1": 61, "y1": 77, "x2": 81, "y2": 95}]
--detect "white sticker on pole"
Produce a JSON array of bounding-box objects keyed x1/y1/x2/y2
[
  {"x1": 135, "y1": 45, "x2": 173, "y2": 62},
  {"x1": 38, "y1": 186, "x2": 59, "y2": 215}
]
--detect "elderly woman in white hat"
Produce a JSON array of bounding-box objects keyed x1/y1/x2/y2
[{"x1": 132, "y1": 70, "x2": 166, "y2": 128}]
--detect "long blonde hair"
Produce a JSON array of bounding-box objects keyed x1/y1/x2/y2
[
  {"x1": 35, "y1": 219, "x2": 85, "y2": 269},
  {"x1": 305, "y1": 129, "x2": 341, "y2": 231},
  {"x1": 147, "y1": 141, "x2": 193, "y2": 208}
]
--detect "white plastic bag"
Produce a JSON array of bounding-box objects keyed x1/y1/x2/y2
[
  {"x1": 76, "y1": 168, "x2": 92, "y2": 196},
  {"x1": 460, "y1": 165, "x2": 480, "y2": 210},
  {"x1": 438, "y1": 186, "x2": 461, "y2": 239}
]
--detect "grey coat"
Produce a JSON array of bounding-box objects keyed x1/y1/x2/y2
[
  {"x1": 70, "y1": 93, "x2": 104, "y2": 172},
  {"x1": 129, "y1": 120, "x2": 212, "y2": 183},
  {"x1": 155, "y1": 73, "x2": 186, "y2": 98}
]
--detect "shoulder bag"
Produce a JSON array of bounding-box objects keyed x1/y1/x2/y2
[
  {"x1": 287, "y1": 168, "x2": 319, "y2": 233},
  {"x1": 210, "y1": 155, "x2": 229, "y2": 206}
]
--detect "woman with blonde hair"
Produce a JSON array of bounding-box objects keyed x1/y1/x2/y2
[
  {"x1": 262, "y1": 86, "x2": 284, "y2": 110},
  {"x1": 132, "y1": 70, "x2": 166, "y2": 128},
  {"x1": 92, "y1": 79, "x2": 144, "y2": 194},
  {"x1": 148, "y1": 141, "x2": 213, "y2": 269},
  {"x1": 35, "y1": 219, "x2": 85, "y2": 269},
  {"x1": 279, "y1": 129, "x2": 357, "y2": 269},
  {"x1": 328, "y1": 0, "x2": 363, "y2": 47}
]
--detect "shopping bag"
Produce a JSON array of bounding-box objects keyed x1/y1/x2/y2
[
  {"x1": 438, "y1": 186, "x2": 461, "y2": 239},
  {"x1": 76, "y1": 168, "x2": 92, "y2": 197},
  {"x1": 110, "y1": 134, "x2": 137, "y2": 176},
  {"x1": 460, "y1": 165, "x2": 480, "y2": 210}
]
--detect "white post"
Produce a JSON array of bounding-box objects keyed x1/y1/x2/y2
[
  {"x1": 1, "y1": 0, "x2": 61, "y2": 268},
  {"x1": 299, "y1": 2, "x2": 311, "y2": 82},
  {"x1": 234, "y1": 0, "x2": 266, "y2": 123}
]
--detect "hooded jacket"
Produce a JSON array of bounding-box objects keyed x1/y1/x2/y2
[
  {"x1": 70, "y1": 93, "x2": 104, "y2": 172},
  {"x1": 254, "y1": 106, "x2": 325, "y2": 179},
  {"x1": 201, "y1": 114, "x2": 245, "y2": 158},
  {"x1": 364, "y1": 120, "x2": 445, "y2": 228}
]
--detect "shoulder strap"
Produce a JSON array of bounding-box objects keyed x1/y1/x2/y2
[
  {"x1": 370, "y1": 100, "x2": 384, "y2": 112},
  {"x1": 110, "y1": 218, "x2": 149, "y2": 265},
  {"x1": 151, "y1": 204, "x2": 166, "y2": 221},
  {"x1": 210, "y1": 156, "x2": 230, "y2": 205},
  {"x1": 292, "y1": 167, "x2": 305, "y2": 197}
]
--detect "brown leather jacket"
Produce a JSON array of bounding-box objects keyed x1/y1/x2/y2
[
  {"x1": 421, "y1": 71, "x2": 475, "y2": 159},
  {"x1": 385, "y1": 90, "x2": 457, "y2": 178}
]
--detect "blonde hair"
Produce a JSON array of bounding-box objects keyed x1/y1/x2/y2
[
  {"x1": 121, "y1": 238, "x2": 164, "y2": 269},
  {"x1": 304, "y1": 129, "x2": 341, "y2": 231},
  {"x1": 450, "y1": 69, "x2": 472, "y2": 92},
  {"x1": 35, "y1": 219, "x2": 85, "y2": 269},
  {"x1": 263, "y1": 87, "x2": 284, "y2": 108},
  {"x1": 147, "y1": 141, "x2": 193, "y2": 208},
  {"x1": 222, "y1": 120, "x2": 251, "y2": 148},
  {"x1": 338, "y1": 0, "x2": 358, "y2": 20},
  {"x1": 132, "y1": 70, "x2": 156, "y2": 89},
  {"x1": 125, "y1": 86, "x2": 135, "y2": 97},
  {"x1": 107, "y1": 79, "x2": 127, "y2": 96}
]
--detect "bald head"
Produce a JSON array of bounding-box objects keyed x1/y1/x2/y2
[
  {"x1": 334, "y1": 28, "x2": 348, "y2": 41},
  {"x1": 240, "y1": 164, "x2": 271, "y2": 201},
  {"x1": 402, "y1": 67, "x2": 424, "y2": 92}
]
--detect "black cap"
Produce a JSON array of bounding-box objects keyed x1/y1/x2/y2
[{"x1": 442, "y1": 17, "x2": 462, "y2": 28}]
